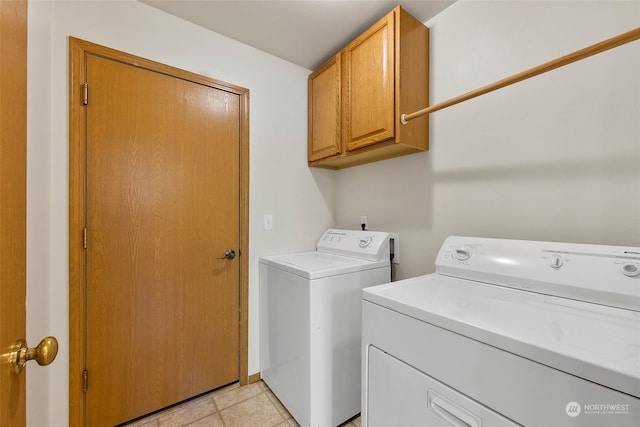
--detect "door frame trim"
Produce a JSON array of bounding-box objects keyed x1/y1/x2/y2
[{"x1": 68, "y1": 37, "x2": 250, "y2": 426}]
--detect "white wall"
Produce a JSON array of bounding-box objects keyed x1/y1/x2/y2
[
  {"x1": 26, "y1": 1, "x2": 334, "y2": 425},
  {"x1": 336, "y1": 0, "x2": 640, "y2": 279}
]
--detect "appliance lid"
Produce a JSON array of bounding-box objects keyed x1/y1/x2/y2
[
  {"x1": 316, "y1": 229, "x2": 390, "y2": 262},
  {"x1": 363, "y1": 274, "x2": 640, "y2": 398},
  {"x1": 260, "y1": 251, "x2": 389, "y2": 280}
]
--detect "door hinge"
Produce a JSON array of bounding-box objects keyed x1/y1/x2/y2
[
  {"x1": 83, "y1": 83, "x2": 88, "y2": 105},
  {"x1": 83, "y1": 227, "x2": 87, "y2": 249},
  {"x1": 82, "y1": 369, "x2": 89, "y2": 392}
]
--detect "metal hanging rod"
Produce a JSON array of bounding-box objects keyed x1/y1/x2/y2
[{"x1": 400, "y1": 27, "x2": 640, "y2": 124}]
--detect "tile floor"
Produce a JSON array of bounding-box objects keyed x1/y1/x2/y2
[{"x1": 123, "y1": 381, "x2": 361, "y2": 427}]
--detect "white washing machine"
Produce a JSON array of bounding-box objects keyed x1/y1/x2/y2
[
  {"x1": 362, "y1": 236, "x2": 640, "y2": 427},
  {"x1": 260, "y1": 229, "x2": 391, "y2": 427}
]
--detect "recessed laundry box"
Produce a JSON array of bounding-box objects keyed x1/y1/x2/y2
[{"x1": 260, "y1": 229, "x2": 391, "y2": 427}]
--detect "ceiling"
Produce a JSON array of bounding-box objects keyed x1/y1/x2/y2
[{"x1": 140, "y1": 0, "x2": 456, "y2": 70}]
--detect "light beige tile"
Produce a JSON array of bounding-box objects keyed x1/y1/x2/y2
[
  {"x1": 265, "y1": 390, "x2": 293, "y2": 420},
  {"x1": 274, "y1": 420, "x2": 299, "y2": 427},
  {"x1": 352, "y1": 415, "x2": 361, "y2": 427},
  {"x1": 186, "y1": 412, "x2": 225, "y2": 427},
  {"x1": 257, "y1": 380, "x2": 270, "y2": 392},
  {"x1": 123, "y1": 417, "x2": 159, "y2": 427},
  {"x1": 213, "y1": 381, "x2": 263, "y2": 410},
  {"x1": 158, "y1": 396, "x2": 217, "y2": 427},
  {"x1": 219, "y1": 392, "x2": 284, "y2": 427},
  {"x1": 213, "y1": 381, "x2": 240, "y2": 395}
]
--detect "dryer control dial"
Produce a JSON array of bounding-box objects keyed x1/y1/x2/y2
[
  {"x1": 550, "y1": 254, "x2": 564, "y2": 269},
  {"x1": 621, "y1": 263, "x2": 640, "y2": 277},
  {"x1": 359, "y1": 237, "x2": 373, "y2": 248},
  {"x1": 454, "y1": 247, "x2": 472, "y2": 261}
]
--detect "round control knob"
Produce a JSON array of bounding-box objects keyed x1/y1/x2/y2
[
  {"x1": 621, "y1": 263, "x2": 640, "y2": 277},
  {"x1": 454, "y1": 247, "x2": 472, "y2": 261},
  {"x1": 550, "y1": 254, "x2": 563, "y2": 269},
  {"x1": 359, "y1": 237, "x2": 373, "y2": 248}
]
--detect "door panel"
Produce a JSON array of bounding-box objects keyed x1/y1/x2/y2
[
  {"x1": 308, "y1": 53, "x2": 341, "y2": 161},
  {"x1": 0, "y1": 0, "x2": 27, "y2": 425},
  {"x1": 84, "y1": 54, "x2": 240, "y2": 426},
  {"x1": 343, "y1": 12, "x2": 395, "y2": 151}
]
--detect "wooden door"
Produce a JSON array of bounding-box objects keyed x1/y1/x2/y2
[
  {"x1": 308, "y1": 53, "x2": 341, "y2": 162},
  {"x1": 342, "y1": 10, "x2": 395, "y2": 151},
  {"x1": 0, "y1": 0, "x2": 27, "y2": 425},
  {"x1": 69, "y1": 39, "x2": 249, "y2": 427}
]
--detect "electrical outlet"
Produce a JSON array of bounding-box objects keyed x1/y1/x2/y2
[
  {"x1": 360, "y1": 215, "x2": 368, "y2": 230},
  {"x1": 389, "y1": 233, "x2": 400, "y2": 264}
]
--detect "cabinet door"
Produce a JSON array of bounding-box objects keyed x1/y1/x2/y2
[
  {"x1": 343, "y1": 12, "x2": 395, "y2": 152},
  {"x1": 308, "y1": 53, "x2": 341, "y2": 162}
]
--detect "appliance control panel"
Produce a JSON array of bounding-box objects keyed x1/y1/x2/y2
[
  {"x1": 435, "y1": 236, "x2": 640, "y2": 312},
  {"x1": 317, "y1": 229, "x2": 390, "y2": 262}
]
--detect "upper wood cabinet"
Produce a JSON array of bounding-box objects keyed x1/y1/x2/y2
[
  {"x1": 343, "y1": 11, "x2": 395, "y2": 152},
  {"x1": 308, "y1": 6, "x2": 429, "y2": 169},
  {"x1": 308, "y1": 53, "x2": 341, "y2": 162}
]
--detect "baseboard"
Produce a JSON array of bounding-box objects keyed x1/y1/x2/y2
[{"x1": 248, "y1": 372, "x2": 261, "y2": 384}]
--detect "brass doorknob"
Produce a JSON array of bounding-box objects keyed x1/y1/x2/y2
[{"x1": 9, "y1": 336, "x2": 59, "y2": 374}]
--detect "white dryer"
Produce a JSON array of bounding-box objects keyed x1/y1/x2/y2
[
  {"x1": 260, "y1": 229, "x2": 391, "y2": 427},
  {"x1": 362, "y1": 236, "x2": 640, "y2": 427}
]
